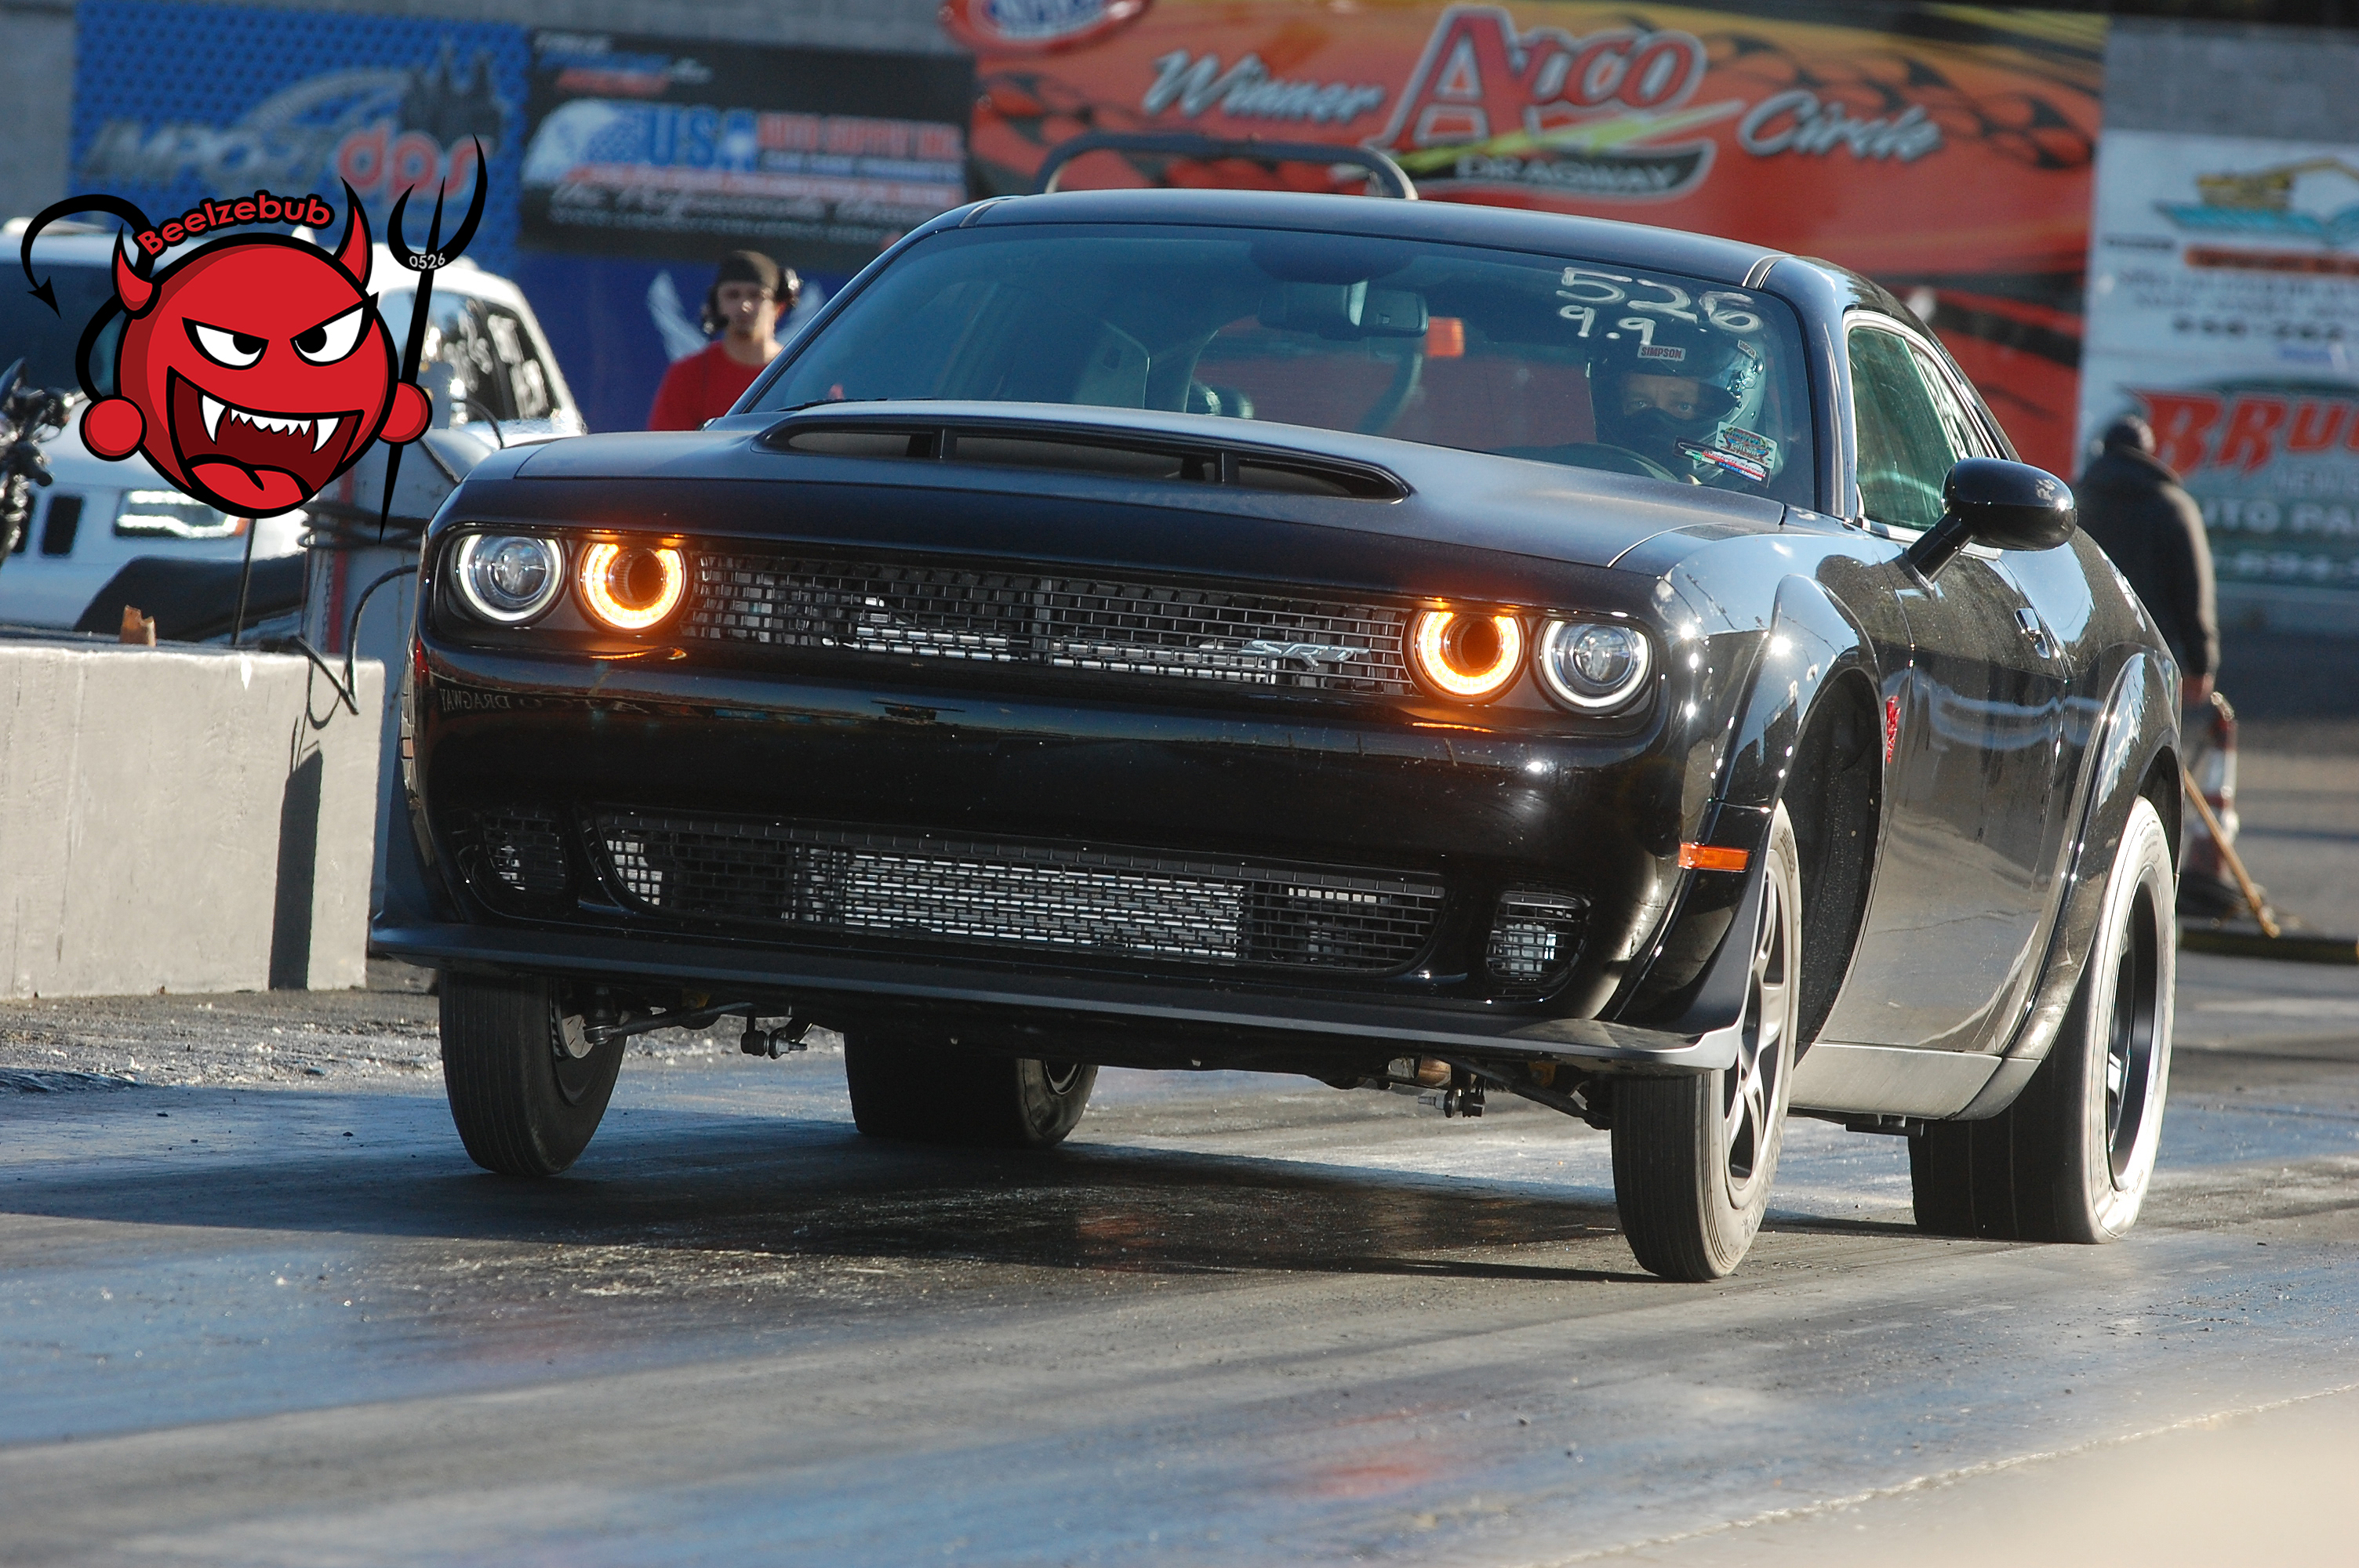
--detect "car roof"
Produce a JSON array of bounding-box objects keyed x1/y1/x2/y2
[{"x1": 959, "y1": 189, "x2": 1787, "y2": 289}]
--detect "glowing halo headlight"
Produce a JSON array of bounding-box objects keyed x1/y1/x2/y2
[
  {"x1": 1536, "y1": 618, "x2": 1652, "y2": 713},
  {"x1": 1408, "y1": 608, "x2": 1525, "y2": 702},
  {"x1": 578, "y1": 542, "x2": 686, "y2": 632},
  {"x1": 452, "y1": 533, "x2": 565, "y2": 624}
]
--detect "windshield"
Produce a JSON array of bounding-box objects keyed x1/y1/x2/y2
[
  {"x1": 755, "y1": 223, "x2": 1815, "y2": 503},
  {"x1": 0, "y1": 260, "x2": 122, "y2": 394}
]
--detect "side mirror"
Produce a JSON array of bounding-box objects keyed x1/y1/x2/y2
[{"x1": 1903, "y1": 457, "x2": 2076, "y2": 579}]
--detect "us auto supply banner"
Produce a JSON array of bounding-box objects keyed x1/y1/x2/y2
[
  {"x1": 951, "y1": 0, "x2": 2103, "y2": 474},
  {"x1": 519, "y1": 30, "x2": 972, "y2": 276},
  {"x1": 2080, "y1": 130, "x2": 2359, "y2": 608},
  {"x1": 71, "y1": 0, "x2": 529, "y2": 271}
]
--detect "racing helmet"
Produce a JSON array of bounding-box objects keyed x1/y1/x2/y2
[{"x1": 1589, "y1": 318, "x2": 1771, "y2": 479}]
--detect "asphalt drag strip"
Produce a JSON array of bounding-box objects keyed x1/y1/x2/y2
[{"x1": 0, "y1": 951, "x2": 2354, "y2": 1566}]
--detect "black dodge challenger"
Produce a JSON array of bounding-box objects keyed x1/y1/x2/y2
[{"x1": 380, "y1": 190, "x2": 2180, "y2": 1280}]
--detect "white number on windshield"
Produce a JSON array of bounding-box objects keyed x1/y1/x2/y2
[
  {"x1": 1701, "y1": 291, "x2": 1765, "y2": 332},
  {"x1": 1557, "y1": 267, "x2": 1630, "y2": 305},
  {"x1": 1623, "y1": 279, "x2": 1699, "y2": 322}
]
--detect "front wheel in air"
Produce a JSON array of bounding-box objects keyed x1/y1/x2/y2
[
  {"x1": 845, "y1": 1038, "x2": 1096, "y2": 1149},
  {"x1": 439, "y1": 972, "x2": 623, "y2": 1176},
  {"x1": 1911, "y1": 794, "x2": 2175, "y2": 1242},
  {"x1": 1612, "y1": 801, "x2": 1803, "y2": 1281}
]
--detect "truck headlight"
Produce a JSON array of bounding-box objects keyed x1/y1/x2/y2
[
  {"x1": 1536, "y1": 619, "x2": 1651, "y2": 712},
  {"x1": 453, "y1": 533, "x2": 565, "y2": 624}
]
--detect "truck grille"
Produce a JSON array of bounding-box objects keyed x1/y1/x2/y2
[
  {"x1": 591, "y1": 811, "x2": 1442, "y2": 973},
  {"x1": 682, "y1": 554, "x2": 1411, "y2": 696}
]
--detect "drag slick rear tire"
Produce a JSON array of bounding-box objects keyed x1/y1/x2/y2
[
  {"x1": 845, "y1": 1038, "x2": 1096, "y2": 1149},
  {"x1": 1611, "y1": 801, "x2": 1802, "y2": 1282},
  {"x1": 439, "y1": 973, "x2": 623, "y2": 1176},
  {"x1": 1911, "y1": 795, "x2": 2175, "y2": 1242}
]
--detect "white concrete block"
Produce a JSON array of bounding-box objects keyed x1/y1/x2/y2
[{"x1": 0, "y1": 640, "x2": 383, "y2": 998}]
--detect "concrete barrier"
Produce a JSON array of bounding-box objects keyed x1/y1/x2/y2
[{"x1": 0, "y1": 637, "x2": 383, "y2": 997}]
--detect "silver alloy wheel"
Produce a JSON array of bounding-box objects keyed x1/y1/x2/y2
[{"x1": 1721, "y1": 869, "x2": 1790, "y2": 1207}]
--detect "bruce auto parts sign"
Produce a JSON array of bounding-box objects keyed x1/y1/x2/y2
[
  {"x1": 957, "y1": 1, "x2": 2104, "y2": 475},
  {"x1": 2081, "y1": 129, "x2": 2359, "y2": 606}
]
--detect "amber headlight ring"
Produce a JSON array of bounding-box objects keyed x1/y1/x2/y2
[
  {"x1": 1534, "y1": 617, "x2": 1653, "y2": 713},
  {"x1": 1406, "y1": 608, "x2": 1526, "y2": 703},
  {"x1": 577, "y1": 541, "x2": 687, "y2": 632}
]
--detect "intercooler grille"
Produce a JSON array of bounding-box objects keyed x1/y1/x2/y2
[
  {"x1": 470, "y1": 808, "x2": 569, "y2": 898},
  {"x1": 682, "y1": 554, "x2": 1411, "y2": 696},
  {"x1": 592, "y1": 812, "x2": 1442, "y2": 972}
]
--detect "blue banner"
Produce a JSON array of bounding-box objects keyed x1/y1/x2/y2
[{"x1": 71, "y1": 0, "x2": 531, "y2": 273}]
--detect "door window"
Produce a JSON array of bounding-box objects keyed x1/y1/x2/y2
[
  {"x1": 1911, "y1": 343, "x2": 1992, "y2": 462},
  {"x1": 1848, "y1": 323, "x2": 1964, "y2": 532}
]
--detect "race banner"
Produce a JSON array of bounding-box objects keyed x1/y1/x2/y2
[
  {"x1": 70, "y1": 0, "x2": 529, "y2": 271},
  {"x1": 519, "y1": 30, "x2": 973, "y2": 274},
  {"x1": 2080, "y1": 129, "x2": 2359, "y2": 604},
  {"x1": 952, "y1": 0, "x2": 2103, "y2": 474}
]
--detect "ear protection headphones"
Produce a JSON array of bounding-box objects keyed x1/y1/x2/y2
[{"x1": 701, "y1": 267, "x2": 802, "y2": 336}]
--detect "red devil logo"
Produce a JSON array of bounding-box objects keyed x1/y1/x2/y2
[{"x1": 19, "y1": 180, "x2": 474, "y2": 520}]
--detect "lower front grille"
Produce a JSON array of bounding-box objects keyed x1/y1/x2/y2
[
  {"x1": 593, "y1": 812, "x2": 1442, "y2": 973},
  {"x1": 468, "y1": 808, "x2": 569, "y2": 899}
]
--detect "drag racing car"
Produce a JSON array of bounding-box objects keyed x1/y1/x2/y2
[{"x1": 379, "y1": 189, "x2": 2181, "y2": 1280}]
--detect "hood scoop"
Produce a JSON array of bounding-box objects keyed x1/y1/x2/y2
[{"x1": 760, "y1": 413, "x2": 1408, "y2": 502}]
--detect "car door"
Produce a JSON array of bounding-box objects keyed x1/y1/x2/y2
[{"x1": 1818, "y1": 317, "x2": 2066, "y2": 1054}]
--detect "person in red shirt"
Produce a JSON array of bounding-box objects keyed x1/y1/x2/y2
[{"x1": 646, "y1": 250, "x2": 800, "y2": 430}]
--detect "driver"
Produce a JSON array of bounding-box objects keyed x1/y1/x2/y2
[{"x1": 1590, "y1": 319, "x2": 1769, "y2": 480}]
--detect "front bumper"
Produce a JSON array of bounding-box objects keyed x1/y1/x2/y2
[{"x1": 374, "y1": 915, "x2": 1742, "y2": 1074}]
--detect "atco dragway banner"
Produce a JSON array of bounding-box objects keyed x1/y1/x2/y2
[
  {"x1": 2080, "y1": 130, "x2": 2359, "y2": 605},
  {"x1": 70, "y1": 0, "x2": 529, "y2": 272},
  {"x1": 519, "y1": 30, "x2": 973, "y2": 276},
  {"x1": 948, "y1": 0, "x2": 2103, "y2": 474}
]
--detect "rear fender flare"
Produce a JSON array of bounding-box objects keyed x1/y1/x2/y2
[{"x1": 1957, "y1": 648, "x2": 2177, "y2": 1117}]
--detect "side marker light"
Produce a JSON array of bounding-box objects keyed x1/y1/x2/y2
[{"x1": 1678, "y1": 844, "x2": 1750, "y2": 872}]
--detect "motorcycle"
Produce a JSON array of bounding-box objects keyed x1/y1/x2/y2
[{"x1": 0, "y1": 358, "x2": 72, "y2": 572}]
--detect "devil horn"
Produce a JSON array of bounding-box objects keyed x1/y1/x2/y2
[
  {"x1": 113, "y1": 230, "x2": 152, "y2": 314},
  {"x1": 334, "y1": 183, "x2": 373, "y2": 285}
]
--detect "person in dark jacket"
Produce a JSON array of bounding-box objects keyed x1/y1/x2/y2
[{"x1": 2076, "y1": 414, "x2": 2217, "y2": 709}]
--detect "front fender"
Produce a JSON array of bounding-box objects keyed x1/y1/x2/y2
[{"x1": 1616, "y1": 572, "x2": 1879, "y2": 1034}]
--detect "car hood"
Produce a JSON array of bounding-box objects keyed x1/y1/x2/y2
[{"x1": 503, "y1": 401, "x2": 1785, "y2": 575}]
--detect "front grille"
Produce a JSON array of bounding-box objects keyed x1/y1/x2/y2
[
  {"x1": 1486, "y1": 890, "x2": 1588, "y2": 996},
  {"x1": 468, "y1": 808, "x2": 569, "y2": 898},
  {"x1": 682, "y1": 554, "x2": 1411, "y2": 696},
  {"x1": 592, "y1": 812, "x2": 1442, "y2": 973}
]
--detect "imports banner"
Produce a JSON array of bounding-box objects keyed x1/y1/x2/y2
[
  {"x1": 519, "y1": 30, "x2": 973, "y2": 275},
  {"x1": 951, "y1": 0, "x2": 2103, "y2": 474},
  {"x1": 71, "y1": 0, "x2": 529, "y2": 271},
  {"x1": 2079, "y1": 129, "x2": 2359, "y2": 604}
]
